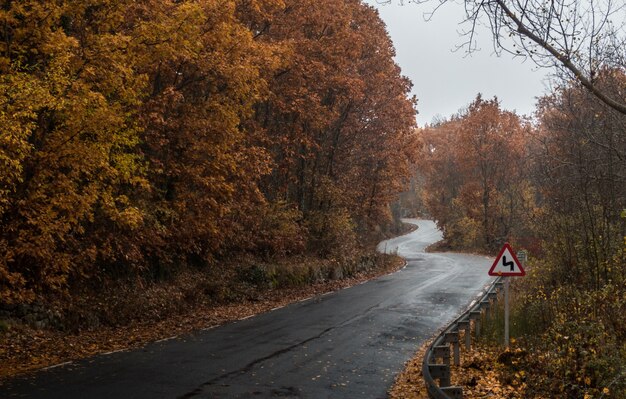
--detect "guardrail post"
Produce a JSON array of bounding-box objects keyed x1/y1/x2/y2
[
  {"x1": 427, "y1": 364, "x2": 451, "y2": 387},
  {"x1": 457, "y1": 320, "x2": 471, "y2": 351},
  {"x1": 422, "y1": 277, "x2": 502, "y2": 399},
  {"x1": 432, "y1": 345, "x2": 450, "y2": 365},
  {"x1": 481, "y1": 300, "x2": 491, "y2": 321},
  {"x1": 445, "y1": 331, "x2": 460, "y2": 366},
  {"x1": 453, "y1": 341, "x2": 460, "y2": 366},
  {"x1": 488, "y1": 291, "x2": 498, "y2": 304},
  {"x1": 441, "y1": 386, "x2": 463, "y2": 398},
  {"x1": 470, "y1": 310, "x2": 481, "y2": 336}
]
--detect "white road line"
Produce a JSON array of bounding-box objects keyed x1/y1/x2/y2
[
  {"x1": 101, "y1": 348, "x2": 128, "y2": 356},
  {"x1": 42, "y1": 361, "x2": 72, "y2": 371},
  {"x1": 155, "y1": 336, "x2": 177, "y2": 343}
]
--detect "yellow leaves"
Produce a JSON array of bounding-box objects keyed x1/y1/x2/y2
[
  {"x1": 0, "y1": 1, "x2": 153, "y2": 301},
  {"x1": 0, "y1": 0, "x2": 420, "y2": 320},
  {"x1": 243, "y1": 0, "x2": 285, "y2": 18},
  {"x1": 117, "y1": 207, "x2": 144, "y2": 231}
]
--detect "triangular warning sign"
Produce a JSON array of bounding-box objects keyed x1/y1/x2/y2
[{"x1": 488, "y1": 243, "x2": 526, "y2": 276}]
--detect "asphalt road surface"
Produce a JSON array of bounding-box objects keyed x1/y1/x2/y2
[{"x1": 3, "y1": 219, "x2": 494, "y2": 399}]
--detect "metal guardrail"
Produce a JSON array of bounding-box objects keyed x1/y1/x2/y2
[{"x1": 422, "y1": 276, "x2": 504, "y2": 399}]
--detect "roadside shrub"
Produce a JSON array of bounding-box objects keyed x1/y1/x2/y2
[
  {"x1": 305, "y1": 208, "x2": 357, "y2": 258},
  {"x1": 445, "y1": 215, "x2": 481, "y2": 251},
  {"x1": 255, "y1": 201, "x2": 306, "y2": 258},
  {"x1": 487, "y1": 263, "x2": 626, "y2": 398}
]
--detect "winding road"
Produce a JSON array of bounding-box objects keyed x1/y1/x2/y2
[{"x1": 3, "y1": 219, "x2": 494, "y2": 398}]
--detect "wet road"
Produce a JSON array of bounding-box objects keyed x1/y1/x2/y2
[{"x1": 3, "y1": 219, "x2": 494, "y2": 399}]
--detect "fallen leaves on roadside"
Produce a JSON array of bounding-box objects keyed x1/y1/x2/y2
[
  {"x1": 388, "y1": 341, "x2": 431, "y2": 398},
  {"x1": 390, "y1": 340, "x2": 529, "y2": 399}
]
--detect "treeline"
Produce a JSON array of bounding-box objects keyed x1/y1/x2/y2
[
  {"x1": 0, "y1": 0, "x2": 417, "y2": 305},
  {"x1": 417, "y1": 72, "x2": 625, "y2": 397},
  {"x1": 418, "y1": 95, "x2": 534, "y2": 252}
]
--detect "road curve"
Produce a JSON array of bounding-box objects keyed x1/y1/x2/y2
[{"x1": 2, "y1": 219, "x2": 494, "y2": 399}]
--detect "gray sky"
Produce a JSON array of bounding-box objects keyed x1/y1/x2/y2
[{"x1": 364, "y1": 0, "x2": 551, "y2": 126}]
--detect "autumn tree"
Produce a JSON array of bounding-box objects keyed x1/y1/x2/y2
[
  {"x1": 0, "y1": 0, "x2": 280, "y2": 302},
  {"x1": 0, "y1": 0, "x2": 418, "y2": 306},
  {"x1": 131, "y1": 0, "x2": 280, "y2": 270},
  {"x1": 0, "y1": 0, "x2": 147, "y2": 302},
  {"x1": 504, "y1": 71, "x2": 626, "y2": 398},
  {"x1": 534, "y1": 69, "x2": 626, "y2": 289},
  {"x1": 418, "y1": 96, "x2": 534, "y2": 251},
  {"x1": 248, "y1": 0, "x2": 418, "y2": 255},
  {"x1": 418, "y1": 120, "x2": 465, "y2": 236}
]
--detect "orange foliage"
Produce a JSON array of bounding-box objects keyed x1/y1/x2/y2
[
  {"x1": 418, "y1": 95, "x2": 535, "y2": 251},
  {"x1": 250, "y1": 0, "x2": 418, "y2": 246},
  {"x1": 0, "y1": 0, "x2": 418, "y2": 304}
]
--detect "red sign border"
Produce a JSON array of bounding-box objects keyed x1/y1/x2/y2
[{"x1": 488, "y1": 242, "x2": 526, "y2": 276}]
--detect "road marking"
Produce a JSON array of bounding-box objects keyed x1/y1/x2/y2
[
  {"x1": 155, "y1": 336, "x2": 177, "y2": 343},
  {"x1": 202, "y1": 325, "x2": 217, "y2": 331},
  {"x1": 299, "y1": 297, "x2": 313, "y2": 302},
  {"x1": 101, "y1": 348, "x2": 128, "y2": 355},
  {"x1": 42, "y1": 361, "x2": 72, "y2": 371},
  {"x1": 271, "y1": 306, "x2": 284, "y2": 311}
]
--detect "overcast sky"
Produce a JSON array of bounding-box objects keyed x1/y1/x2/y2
[{"x1": 364, "y1": 0, "x2": 552, "y2": 126}]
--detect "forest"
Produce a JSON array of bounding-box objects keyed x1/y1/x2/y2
[
  {"x1": 416, "y1": 72, "x2": 625, "y2": 396},
  {"x1": 410, "y1": 0, "x2": 626, "y2": 395},
  {"x1": 1, "y1": 0, "x2": 624, "y2": 396},
  {"x1": 0, "y1": 0, "x2": 418, "y2": 325}
]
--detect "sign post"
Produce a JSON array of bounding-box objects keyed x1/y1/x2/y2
[
  {"x1": 504, "y1": 277, "x2": 510, "y2": 347},
  {"x1": 488, "y1": 243, "x2": 525, "y2": 348}
]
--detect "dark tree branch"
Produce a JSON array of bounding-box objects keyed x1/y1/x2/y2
[{"x1": 492, "y1": 0, "x2": 626, "y2": 115}]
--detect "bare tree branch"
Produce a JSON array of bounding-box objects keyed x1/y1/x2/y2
[
  {"x1": 405, "y1": 0, "x2": 626, "y2": 114},
  {"x1": 492, "y1": 0, "x2": 626, "y2": 114}
]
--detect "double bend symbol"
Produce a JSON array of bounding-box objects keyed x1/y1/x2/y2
[{"x1": 502, "y1": 256, "x2": 514, "y2": 271}]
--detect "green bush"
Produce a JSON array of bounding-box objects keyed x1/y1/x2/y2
[{"x1": 305, "y1": 208, "x2": 357, "y2": 258}]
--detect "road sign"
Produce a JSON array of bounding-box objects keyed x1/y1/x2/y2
[
  {"x1": 489, "y1": 243, "x2": 525, "y2": 348},
  {"x1": 488, "y1": 243, "x2": 525, "y2": 276},
  {"x1": 516, "y1": 250, "x2": 527, "y2": 264}
]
